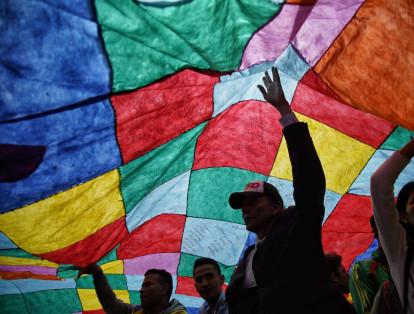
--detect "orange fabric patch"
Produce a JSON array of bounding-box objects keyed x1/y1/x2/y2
[
  {"x1": 0, "y1": 271, "x2": 59, "y2": 281},
  {"x1": 315, "y1": 0, "x2": 414, "y2": 130}
]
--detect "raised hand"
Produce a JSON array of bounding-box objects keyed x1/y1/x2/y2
[
  {"x1": 258, "y1": 67, "x2": 292, "y2": 116},
  {"x1": 77, "y1": 263, "x2": 102, "y2": 278}
]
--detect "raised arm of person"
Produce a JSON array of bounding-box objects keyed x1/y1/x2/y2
[
  {"x1": 371, "y1": 139, "x2": 414, "y2": 262},
  {"x1": 78, "y1": 264, "x2": 137, "y2": 314},
  {"x1": 258, "y1": 67, "x2": 326, "y2": 222}
]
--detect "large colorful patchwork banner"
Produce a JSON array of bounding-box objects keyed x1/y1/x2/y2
[{"x1": 1, "y1": 0, "x2": 413, "y2": 312}]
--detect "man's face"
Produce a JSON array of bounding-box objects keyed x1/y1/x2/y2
[
  {"x1": 241, "y1": 195, "x2": 280, "y2": 234},
  {"x1": 193, "y1": 264, "x2": 224, "y2": 303},
  {"x1": 139, "y1": 274, "x2": 167, "y2": 308},
  {"x1": 333, "y1": 264, "x2": 350, "y2": 294}
]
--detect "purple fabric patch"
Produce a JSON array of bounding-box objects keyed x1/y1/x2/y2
[
  {"x1": 0, "y1": 265, "x2": 57, "y2": 276},
  {"x1": 240, "y1": 4, "x2": 314, "y2": 70},
  {"x1": 124, "y1": 253, "x2": 180, "y2": 275},
  {"x1": 292, "y1": 0, "x2": 365, "y2": 66}
]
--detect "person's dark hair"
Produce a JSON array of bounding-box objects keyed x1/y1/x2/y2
[
  {"x1": 145, "y1": 269, "x2": 173, "y2": 299},
  {"x1": 193, "y1": 257, "x2": 221, "y2": 276},
  {"x1": 325, "y1": 252, "x2": 342, "y2": 275},
  {"x1": 396, "y1": 182, "x2": 414, "y2": 214}
]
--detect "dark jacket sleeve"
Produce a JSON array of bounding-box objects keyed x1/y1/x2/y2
[
  {"x1": 93, "y1": 271, "x2": 135, "y2": 314},
  {"x1": 283, "y1": 122, "x2": 325, "y2": 223}
]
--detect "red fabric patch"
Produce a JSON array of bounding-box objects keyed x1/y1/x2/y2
[
  {"x1": 39, "y1": 218, "x2": 128, "y2": 267},
  {"x1": 112, "y1": 69, "x2": 219, "y2": 163},
  {"x1": 300, "y1": 69, "x2": 342, "y2": 101},
  {"x1": 322, "y1": 194, "x2": 374, "y2": 268},
  {"x1": 82, "y1": 310, "x2": 105, "y2": 314},
  {"x1": 118, "y1": 214, "x2": 185, "y2": 259},
  {"x1": 176, "y1": 276, "x2": 199, "y2": 297},
  {"x1": 322, "y1": 232, "x2": 374, "y2": 270},
  {"x1": 175, "y1": 276, "x2": 228, "y2": 297},
  {"x1": 292, "y1": 70, "x2": 394, "y2": 148},
  {"x1": 193, "y1": 100, "x2": 282, "y2": 175}
]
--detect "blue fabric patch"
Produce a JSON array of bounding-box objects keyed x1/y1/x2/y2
[
  {"x1": 267, "y1": 176, "x2": 342, "y2": 223},
  {"x1": 0, "y1": 99, "x2": 121, "y2": 212},
  {"x1": 349, "y1": 149, "x2": 414, "y2": 196},
  {"x1": 0, "y1": 0, "x2": 111, "y2": 121},
  {"x1": 186, "y1": 307, "x2": 200, "y2": 314},
  {"x1": 239, "y1": 232, "x2": 257, "y2": 261},
  {"x1": 351, "y1": 238, "x2": 378, "y2": 266},
  {"x1": 213, "y1": 44, "x2": 309, "y2": 117},
  {"x1": 0, "y1": 232, "x2": 17, "y2": 249},
  {"x1": 181, "y1": 217, "x2": 248, "y2": 266},
  {"x1": 5, "y1": 278, "x2": 76, "y2": 294}
]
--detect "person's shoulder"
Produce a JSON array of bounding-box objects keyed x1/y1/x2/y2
[
  {"x1": 167, "y1": 299, "x2": 189, "y2": 314},
  {"x1": 133, "y1": 307, "x2": 144, "y2": 314}
]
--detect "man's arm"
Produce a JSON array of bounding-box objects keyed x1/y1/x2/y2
[
  {"x1": 258, "y1": 67, "x2": 325, "y2": 222},
  {"x1": 370, "y1": 139, "x2": 414, "y2": 262},
  {"x1": 78, "y1": 264, "x2": 136, "y2": 314}
]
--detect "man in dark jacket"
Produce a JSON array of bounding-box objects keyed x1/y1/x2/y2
[
  {"x1": 225, "y1": 67, "x2": 355, "y2": 314},
  {"x1": 78, "y1": 264, "x2": 187, "y2": 314}
]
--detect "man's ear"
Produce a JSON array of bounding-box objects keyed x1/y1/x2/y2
[
  {"x1": 271, "y1": 202, "x2": 281, "y2": 215},
  {"x1": 161, "y1": 283, "x2": 170, "y2": 297},
  {"x1": 220, "y1": 275, "x2": 225, "y2": 285},
  {"x1": 399, "y1": 211, "x2": 409, "y2": 224}
]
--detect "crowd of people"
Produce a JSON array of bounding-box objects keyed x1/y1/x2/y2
[{"x1": 78, "y1": 67, "x2": 414, "y2": 314}]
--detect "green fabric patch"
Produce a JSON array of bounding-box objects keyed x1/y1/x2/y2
[
  {"x1": 120, "y1": 123, "x2": 206, "y2": 213},
  {"x1": 0, "y1": 248, "x2": 40, "y2": 259},
  {"x1": 178, "y1": 253, "x2": 235, "y2": 283},
  {"x1": 24, "y1": 289, "x2": 81, "y2": 314},
  {"x1": 57, "y1": 265, "x2": 78, "y2": 279},
  {"x1": 187, "y1": 167, "x2": 266, "y2": 224},
  {"x1": 381, "y1": 126, "x2": 414, "y2": 150},
  {"x1": 98, "y1": 246, "x2": 119, "y2": 265},
  {"x1": 95, "y1": 0, "x2": 281, "y2": 92},
  {"x1": 0, "y1": 294, "x2": 27, "y2": 312},
  {"x1": 76, "y1": 274, "x2": 128, "y2": 289},
  {"x1": 129, "y1": 290, "x2": 141, "y2": 305}
]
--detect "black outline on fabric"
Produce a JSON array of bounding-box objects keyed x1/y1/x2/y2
[
  {"x1": 119, "y1": 213, "x2": 186, "y2": 262},
  {"x1": 312, "y1": 1, "x2": 367, "y2": 71},
  {"x1": 116, "y1": 168, "x2": 129, "y2": 226},
  {"x1": 0, "y1": 238, "x2": 21, "y2": 252},
  {"x1": 377, "y1": 125, "x2": 398, "y2": 150},
  {"x1": 194, "y1": 98, "x2": 284, "y2": 176},
  {"x1": 321, "y1": 145, "x2": 376, "y2": 225},
  {"x1": 92, "y1": 0, "x2": 126, "y2": 167},
  {"x1": 113, "y1": 69, "x2": 220, "y2": 170},
  {"x1": 0, "y1": 94, "x2": 111, "y2": 125},
  {"x1": 2, "y1": 280, "x2": 30, "y2": 314},
  {"x1": 237, "y1": 2, "x2": 287, "y2": 70},
  {"x1": 176, "y1": 112, "x2": 212, "y2": 291},
  {"x1": 1, "y1": 166, "x2": 123, "y2": 213},
  {"x1": 292, "y1": 71, "x2": 396, "y2": 149},
  {"x1": 321, "y1": 130, "x2": 407, "y2": 232}
]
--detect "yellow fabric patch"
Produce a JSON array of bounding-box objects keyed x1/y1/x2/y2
[
  {"x1": 101, "y1": 260, "x2": 124, "y2": 274},
  {"x1": 0, "y1": 256, "x2": 58, "y2": 267},
  {"x1": 0, "y1": 170, "x2": 125, "y2": 254},
  {"x1": 270, "y1": 114, "x2": 375, "y2": 194},
  {"x1": 78, "y1": 288, "x2": 130, "y2": 311}
]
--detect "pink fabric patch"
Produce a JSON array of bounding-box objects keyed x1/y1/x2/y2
[
  {"x1": 293, "y1": 0, "x2": 365, "y2": 66},
  {"x1": 0, "y1": 265, "x2": 56, "y2": 276},
  {"x1": 241, "y1": 4, "x2": 314, "y2": 70},
  {"x1": 124, "y1": 253, "x2": 180, "y2": 275}
]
